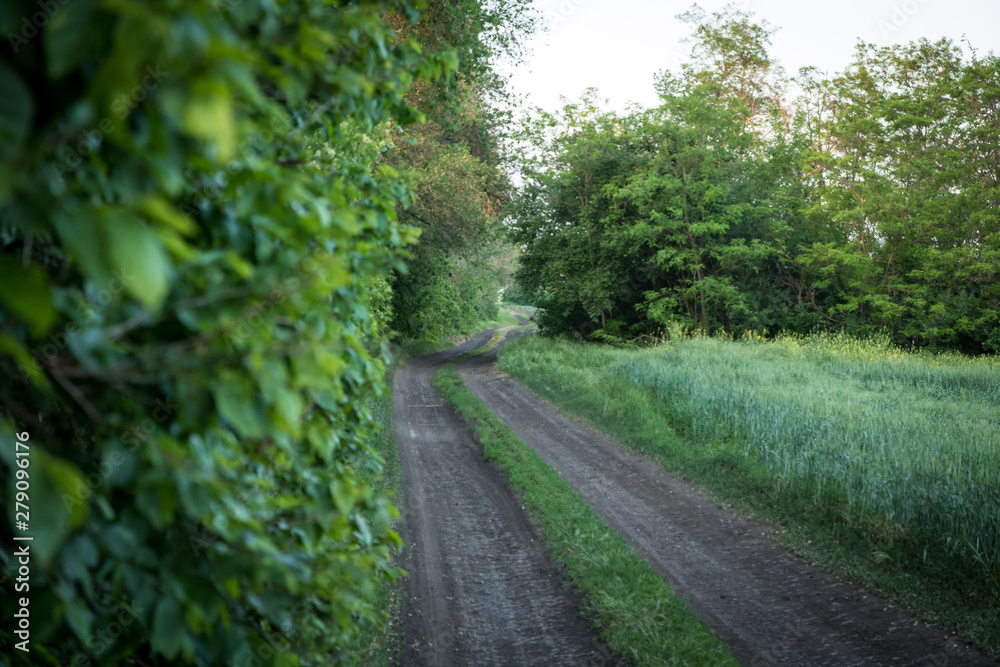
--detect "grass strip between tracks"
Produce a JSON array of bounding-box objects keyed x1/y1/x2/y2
[{"x1": 433, "y1": 362, "x2": 738, "y2": 667}]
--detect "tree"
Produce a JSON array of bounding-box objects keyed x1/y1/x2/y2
[
  {"x1": 509, "y1": 5, "x2": 999, "y2": 353},
  {"x1": 508, "y1": 91, "x2": 640, "y2": 336},
  {"x1": 674, "y1": 3, "x2": 790, "y2": 141},
  {"x1": 386, "y1": 0, "x2": 538, "y2": 341},
  {"x1": 509, "y1": 7, "x2": 800, "y2": 338},
  {"x1": 802, "y1": 40, "x2": 1000, "y2": 350}
]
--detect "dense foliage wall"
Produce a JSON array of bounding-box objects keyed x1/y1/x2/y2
[
  {"x1": 387, "y1": 0, "x2": 534, "y2": 341},
  {"x1": 510, "y1": 7, "x2": 999, "y2": 353},
  {"x1": 0, "y1": 1, "x2": 458, "y2": 665}
]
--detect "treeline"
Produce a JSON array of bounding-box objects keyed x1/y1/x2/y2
[
  {"x1": 0, "y1": 1, "x2": 528, "y2": 665},
  {"x1": 510, "y1": 6, "x2": 999, "y2": 353},
  {"x1": 386, "y1": 0, "x2": 531, "y2": 341}
]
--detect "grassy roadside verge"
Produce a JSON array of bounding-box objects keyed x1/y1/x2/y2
[
  {"x1": 342, "y1": 363, "x2": 402, "y2": 665},
  {"x1": 497, "y1": 335, "x2": 1000, "y2": 657},
  {"x1": 433, "y1": 362, "x2": 737, "y2": 666}
]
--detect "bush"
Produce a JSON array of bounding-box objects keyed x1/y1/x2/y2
[{"x1": 0, "y1": 1, "x2": 453, "y2": 664}]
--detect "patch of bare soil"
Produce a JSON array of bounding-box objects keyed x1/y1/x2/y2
[{"x1": 455, "y1": 330, "x2": 994, "y2": 667}]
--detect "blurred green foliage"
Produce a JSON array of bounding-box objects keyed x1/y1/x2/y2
[{"x1": 0, "y1": 1, "x2": 460, "y2": 664}]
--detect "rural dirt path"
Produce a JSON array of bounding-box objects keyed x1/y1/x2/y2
[
  {"x1": 508, "y1": 308, "x2": 532, "y2": 326},
  {"x1": 455, "y1": 328, "x2": 995, "y2": 667},
  {"x1": 393, "y1": 329, "x2": 617, "y2": 666}
]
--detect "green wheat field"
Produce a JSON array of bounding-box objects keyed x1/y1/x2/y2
[{"x1": 501, "y1": 333, "x2": 1000, "y2": 576}]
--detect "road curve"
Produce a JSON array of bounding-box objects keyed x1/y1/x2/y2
[
  {"x1": 393, "y1": 330, "x2": 616, "y2": 666},
  {"x1": 456, "y1": 330, "x2": 994, "y2": 667}
]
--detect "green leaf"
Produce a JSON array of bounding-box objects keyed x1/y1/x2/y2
[
  {"x1": 30, "y1": 450, "x2": 89, "y2": 568},
  {"x1": 224, "y1": 576, "x2": 240, "y2": 598},
  {"x1": 151, "y1": 598, "x2": 185, "y2": 659},
  {"x1": 212, "y1": 370, "x2": 266, "y2": 438},
  {"x1": 0, "y1": 334, "x2": 51, "y2": 390},
  {"x1": 106, "y1": 211, "x2": 172, "y2": 310},
  {"x1": 274, "y1": 652, "x2": 301, "y2": 667},
  {"x1": 136, "y1": 196, "x2": 198, "y2": 236},
  {"x1": 53, "y1": 207, "x2": 113, "y2": 287},
  {"x1": 330, "y1": 480, "x2": 356, "y2": 515},
  {"x1": 0, "y1": 258, "x2": 57, "y2": 336},
  {"x1": 136, "y1": 479, "x2": 177, "y2": 528},
  {"x1": 0, "y1": 61, "x2": 33, "y2": 159},
  {"x1": 44, "y1": 0, "x2": 99, "y2": 79},
  {"x1": 63, "y1": 596, "x2": 94, "y2": 645},
  {"x1": 182, "y1": 82, "x2": 236, "y2": 160}
]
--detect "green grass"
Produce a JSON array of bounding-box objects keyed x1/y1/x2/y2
[
  {"x1": 498, "y1": 332, "x2": 1000, "y2": 657},
  {"x1": 433, "y1": 362, "x2": 737, "y2": 666},
  {"x1": 341, "y1": 364, "x2": 402, "y2": 665}
]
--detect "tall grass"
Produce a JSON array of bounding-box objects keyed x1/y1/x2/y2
[{"x1": 500, "y1": 332, "x2": 1000, "y2": 578}]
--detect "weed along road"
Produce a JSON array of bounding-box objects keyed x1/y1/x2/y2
[
  {"x1": 393, "y1": 329, "x2": 615, "y2": 666},
  {"x1": 451, "y1": 329, "x2": 995, "y2": 667}
]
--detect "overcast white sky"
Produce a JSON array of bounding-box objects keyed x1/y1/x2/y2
[{"x1": 500, "y1": 0, "x2": 1000, "y2": 114}]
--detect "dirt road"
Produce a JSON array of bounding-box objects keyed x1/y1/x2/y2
[
  {"x1": 507, "y1": 309, "x2": 532, "y2": 326},
  {"x1": 454, "y1": 329, "x2": 994, "y2": 667},
  {"x1": 393, "y1": 330, "x2": 615, "y2": 666}
]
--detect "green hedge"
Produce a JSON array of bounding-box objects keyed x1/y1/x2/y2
[{"x1": 0, "y1": 1, "x2": 452, "y2": 664}]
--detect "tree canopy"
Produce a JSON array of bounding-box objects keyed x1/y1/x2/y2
[{"x1": 509, "y1": 6, "x2": 999, "y2": 353}]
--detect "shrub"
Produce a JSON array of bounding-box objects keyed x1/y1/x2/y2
[{"x1": 0, "y1": 1, "x2": 453, "y2": 664}]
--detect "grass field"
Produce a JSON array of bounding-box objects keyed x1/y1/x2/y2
[{"x1": 499, "y1": 332, "x2": 1000, "y2": 655}]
